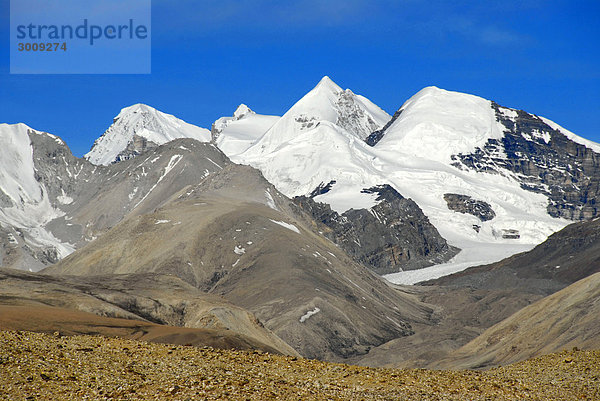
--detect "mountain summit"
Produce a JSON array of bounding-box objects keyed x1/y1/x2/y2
[
  {"x1": 230, "y1": 80, "x2": 600, "y2": 280},
  {"x1": 211, "y1": 104, "x2": 280, "y2": 157},
  {"x1": 85, "y1": 104, "x2": 210, "y2": 165},
  {"x1": 243, "y1": 76, "x2": 389, "y2": 153}
]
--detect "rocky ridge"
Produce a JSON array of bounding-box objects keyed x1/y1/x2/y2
[
  {"x1": 295, "y1": 184, "x2": 458, "y2": 274},
  {"x1": 452, "y1": 102, "x2": 600, "y2": 220},
  {"x1": 1, "y1": 128, "x2": 229, "y2": 271}
]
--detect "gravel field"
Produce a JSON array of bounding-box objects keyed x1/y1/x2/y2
[{"x1": 1, "y1": 330, "x2": 598, "y2": 400}]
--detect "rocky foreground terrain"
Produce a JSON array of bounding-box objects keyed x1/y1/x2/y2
[{"x1": 1, "y1": 330, "x2": 598, "y2": 400}]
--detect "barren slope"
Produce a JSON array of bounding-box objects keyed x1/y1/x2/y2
[
  {"x1": 44, "y1": 164, "x2": 434, "y2": 361},
  {"x1": 0, "y1": 305, "x2": 286, "y2": 354},
  {"x1": 1, "y1": 330, "x2": 598, "y2": 400},
  {"x1": 0, "y1": 267, "x2": 296, "y2": 356},
  {"x1": 426, "y1": 218, "x2": 600, "y2": 295},
  {"x1": 435, "y1": 272, "x2": 600, "y2": 369}
]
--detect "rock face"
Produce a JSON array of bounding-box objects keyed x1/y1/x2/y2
[
  {"x1": 334, "y1": 89, "x2": 383, "y2": 139},
  {"x1": 452, "y1": 102, "x2": 600, "y2": 220},
  {"x1": 295, "y1": 185, "x2": 459, "y2": 275},
  {"x1": 28, "y1": 131, "x2": 97, "y2": 208},
  {"x1": 365, "y1": 109, "x2": 403, "y2": 146},
  {"x1": 112, "y1": 134, "x2": 158, "y2": 162},
  {"x1": 308, "y1": 180, "x2": 337, "y2": 197},
  {"x1": 443, "y1": 193, "x2": 496, "y2": 222}
]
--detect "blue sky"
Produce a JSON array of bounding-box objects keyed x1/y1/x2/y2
[{"x1": 1, "y1": 0, "x2": 599, "y2": 156}]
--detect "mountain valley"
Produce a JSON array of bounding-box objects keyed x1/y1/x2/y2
[{"x1": 1, "y1": 77, "x2": 599, "y2": 382}]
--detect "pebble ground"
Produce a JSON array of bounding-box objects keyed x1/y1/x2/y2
[{"x1": 1, "y1": 330, "x2": 598, "y2": 400}]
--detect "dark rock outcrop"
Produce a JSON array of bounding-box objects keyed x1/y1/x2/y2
[
  {"x1": 334, "y1": 90, "x2": 382, "y2": 139},
  {"x1": 295, "y1": 184, "x2": 459, "y2": 275},
  {"x1": 443, "y1": 193, "x2": 496, "y2": 222},
  {"x1": 113, "y1": 134, "x2": 159, "y2": 163},
  {"x1": 365, "y1": 109, "x2": 403, "y2": 146},
  {"x1": 28, "y1": 130, "x2": 98, "y2": 209},
  {"x1": 308, "y1": 180, "x2": 336, "y2": 197},
  {"x1": 451, "y1": 102, "x2": 600, "y2": 221}
]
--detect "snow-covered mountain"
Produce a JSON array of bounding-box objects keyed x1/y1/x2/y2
[
  {"x1": 6, "y1": 78, "x2": 600, "y2": 368},
  {"x1": 0, "y1": 123, "x2": 78, "y2": 270},
  {"x1": 227, "y1": 78, "x2": 600, "y2": 282},
  {"x1": 85, "y1": 104, "x2": 210, "y2": 165},
  {"x1": 247, "y1": 76, "x2": 389, "y2": 151},
  {"x1": 211, "y1": 104, "x2": 280, "y2": 156},
  {"x1": 0, "y1": 122, "x2": 227, "y2": 271},
  {"x1": 4, "y1": 77, "x2": 599, "y2": 283},
  {"x1": 234, "y1": 76, "x2": 392, "y2": 211}
]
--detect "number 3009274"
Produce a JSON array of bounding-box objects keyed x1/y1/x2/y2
[{"x1": 17, "y1": 42, "x2": 67, "y2": 51}]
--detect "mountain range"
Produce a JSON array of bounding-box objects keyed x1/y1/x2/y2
[
  {"x1": 5, "y1": 76, "x2": 598, "y2": 277},
  {"x1": 1, "y1": 76, "x2": 599, "y2": 368}
]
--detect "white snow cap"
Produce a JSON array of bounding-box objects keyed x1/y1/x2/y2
[
  {"x1": 375, "y1": 86, "x2": 507, "y2": 161},
  {"x1": 237, "y1": 76, "x2": 390, "y2": 156},
  {"x1": 212, "y1": 104, "x2": 280, "y2": 157},
  {"x1": 232, "y1": 80, "x2": 594, "y2": 282},
  {"x1": 315, "y1": 75, "x2": 343, "y2": 92},
  {"x1": 233, "y1": 104, "x2": 254, "y2": 120},
  {"x1": 0, "y1": 123, "x2": 46, "y2": 206},
  {"x1": 85, "y1": 103, "x2": 210, "y2": 165}
]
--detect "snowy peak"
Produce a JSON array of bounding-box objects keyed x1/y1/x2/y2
[
  {"x1": 0, "y1": 123, "x2": 45, "y2": 208},
  {"x1": 287, "y1": 76, "x2": 345, "y2": 125},
  {"x1": 373, "y1": 87, "x2": 505, "y2": 161},
  {"x1": 212, "y1": 104, "x2": 280, "y2": 157},
  {"x1": 212, "y1": 104, "x2": 257, "y2": 139},
  {"x1": 233, "y1": 104, "x2": 254, "y2": 120},
  {"x1": 295, "y1": 76, "x2": 390, "y2": 133},
  {"x1": 232, "y1": 81, "x2": 600, "y2": 280},
  {"x1": 243, "y1": 76, "x2": 390, "y2": 155},
  {"x1": 373, "y1": 85, "x2": 600, "y2": 160},
  {"x1": 85, "y1": 104, "x2": 211, "y2": 165},
  {"x1": 116, "y1": 103, "x2": 155, "y2": 117},
  {"x1": 314, "y1": 75, "x2": 344, "y2": 93},
  {"x1": 0, "y1": 123, "x2": 77, "y2": 270}
]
